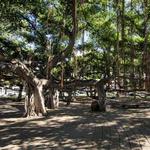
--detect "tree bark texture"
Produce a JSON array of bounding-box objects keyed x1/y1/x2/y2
[{"x1": 11, "y1": 60, "x2": 47, "y2": 117}]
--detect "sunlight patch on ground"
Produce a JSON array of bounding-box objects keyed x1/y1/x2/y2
[
  {"x1": 0, "y1": 116, "x2": 44, "y2": 125},
  {"x1": 20, "y1": 115, "x2": 83, "y2": 127},
  {"x1": 1, "y1": 145, "x2": 21, "y2": 150},
  {"x1": 50, "y1": 115, "x2": 82, "y2": 122}
]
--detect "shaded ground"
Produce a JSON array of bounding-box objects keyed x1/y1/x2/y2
[{"x1": 0, "y1": 98, "x2": 150, "y2": 150}]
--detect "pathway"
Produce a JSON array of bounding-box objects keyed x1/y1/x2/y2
[{"x1": 0, "y1": 99, "x2": 150, "y2": 150}]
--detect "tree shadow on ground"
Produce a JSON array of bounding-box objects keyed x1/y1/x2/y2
[
  {"x1": 0, "y1": 99, "x2": 24, "y2": 118},
  {"x1": 0, "y1": 99, "x2": 150, "y2": 150}
]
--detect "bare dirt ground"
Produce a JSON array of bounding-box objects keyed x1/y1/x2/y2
[{"x1": 0, "y1": 98, "x2": 150, "y2": 150}]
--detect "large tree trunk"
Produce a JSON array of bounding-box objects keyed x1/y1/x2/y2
[
  {"x1": 11, "y1": 60, "x2": 47, "y2": 117},
  {"x1": 24, "y1": 82, "x2": 46, "y2": 117}
]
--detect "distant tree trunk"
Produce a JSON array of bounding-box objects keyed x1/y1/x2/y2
[
  {"x1": 120, "y1": 0, "x2": 126, "y2": 89},
  {"x1": 17, "y1": 84, "x2": 23, "y2": 101},
  {"x1": 142, "y1": 0, "x2": 150, "y2": 91},
  {"x1": 66, "y1": 90, "x2": 73, "y2": 105},
  {"x1": 114, "y1": 0, "x2": 121, "y2": 90},
  {"x1": 103, "y1": 50, "x2": 111, "y2": 78},
  {"x1": 96, "y1": 79, "x2": 109, "y2": 112},
  {"x1": 130, "y1": 0, "x2": 136, "y2": 98},
  {"x1": 97, "y1": 86, "x2": 106, "y2": 111},
  {"x1": 46, "y1": 88, "x2": 59, "y2": 109},
  {"x1": 138, "y1": 66, "x2": 143, "y2": 89}
]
